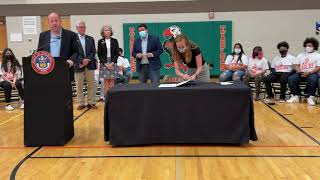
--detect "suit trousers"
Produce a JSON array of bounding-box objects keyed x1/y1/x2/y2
[{"x1": 75, "y1": 68, "x2": 96, "y2": 105}]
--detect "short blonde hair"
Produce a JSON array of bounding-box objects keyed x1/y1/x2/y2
[{"x1": 100, "y1": 25, "x2": 113, "y2": 38}]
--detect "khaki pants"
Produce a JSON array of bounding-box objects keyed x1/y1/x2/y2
[{"x1": 75, "y1": 68, "x2": 95, "y2": 106}]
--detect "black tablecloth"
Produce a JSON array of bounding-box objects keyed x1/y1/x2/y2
[{"x1": 104, "y1": 81, "x2": 257, "y2": 146}]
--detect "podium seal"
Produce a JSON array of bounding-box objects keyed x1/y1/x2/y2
[{"x1": 31, "y1": 51, "x2": 55, "y2": 75}]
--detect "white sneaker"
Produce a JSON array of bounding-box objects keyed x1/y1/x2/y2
[
  {"x1": 20, "y1": 103, "x2": 24, "y2": 109},
  {"x1": 307, "y1": 96, "x2": 316, "y2": 106},
  {"x1": 263, "y1": 97, "x2": 275, "y2": 105},
  {"x1": 99, "y1": 97, "x2": 105, "y2": 102},
  {"x1": 287, "y1": 95, "x2": 299, "y2": 103},
  {"x1": 5, "y1": 104, "x2": 14, "y2": 111}
]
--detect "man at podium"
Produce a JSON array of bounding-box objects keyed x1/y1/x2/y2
[
  {"x1": 37, "y1": 12, "x2": 78, "y2": 80},
  {"x1": 23, "y1": 12, "x2": 77, "y2": 146}
]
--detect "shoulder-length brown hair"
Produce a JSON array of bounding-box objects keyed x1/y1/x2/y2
[{"x1": 172, "y1": 34, "x2": 197, "y2": 64}]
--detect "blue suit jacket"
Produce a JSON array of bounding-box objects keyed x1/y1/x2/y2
[{"x1": 132, "y1": 34, "x2": 163, "y2": 72}]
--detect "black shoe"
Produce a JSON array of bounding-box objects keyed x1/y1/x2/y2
[
  {"x1": 254, "y1": 94, "x2": 260, "y2": 101},
  {"x1": 87, "y1": 104, "x2": 98, "y2": 109},
  {"x1": 77, "y1": 105, "x2": 86, "y2": 110}
]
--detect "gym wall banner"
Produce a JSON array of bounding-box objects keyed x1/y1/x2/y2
[{"x1": 123, "y1": 21, "x2": 232, "y2": 77}]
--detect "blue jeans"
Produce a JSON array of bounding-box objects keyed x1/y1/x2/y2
[
  {"x1": 318, "y1": 77, "x2": 320, "y2": 94},
  {"x1": 138, "y1": 64, "x2": 160, "y2": 85},
  {"x1": 116, "y1": 75, "x2": 129, "y2": 84},
  {"x1": 219, "y1": 70, "x2": 246, "y2": 82},
  {"x1": 288, "y1": 73, "x2": 319, "y2": 96}
]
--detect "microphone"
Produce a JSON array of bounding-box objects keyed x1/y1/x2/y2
[{"x1": 33, "y1": 36, "x2": 61, "y2": 54}]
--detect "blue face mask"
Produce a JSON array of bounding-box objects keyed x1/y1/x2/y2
[{"x1": 139, "y1": 31, "x2": 147, "y2": 39}]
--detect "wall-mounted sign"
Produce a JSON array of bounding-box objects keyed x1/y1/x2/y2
[{"x1": 23, "y1": 16, "x2": 37, "y2": 35}]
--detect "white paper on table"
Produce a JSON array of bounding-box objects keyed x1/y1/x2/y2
[
  {"x1": 158, "y1": 80, "x2": 191, "y2": 88},
  {"x1": 220, "y1": 82, "x2": 233, "y2": 85},
  {"x1": 158, "y1": 84, "x2": 178, "y2": 88}
]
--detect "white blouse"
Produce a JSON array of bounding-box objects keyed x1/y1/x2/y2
[{"x1": 105, "y1": 38, "x2": 111, "y2": 58}]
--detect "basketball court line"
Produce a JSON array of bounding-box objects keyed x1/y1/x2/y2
[
  {"x1": 38, "y1": 145, "x2": 320, "y2": 149},
  {"x1": 10, "y1": 146, "x2": 42, "y2": 180},
  {"x1": 2, "y1": 145, "x2": 320, "y2": 150},
  {"x1": 9, "y1": 102, "x2": 96, "y2": 180},
  {"x1": 8, "y1": 101, "x2": 320, "y2": 179},
  {"x1": 27, "y1": 155, "x2": 320, "y2": 159},
  {"x1": 0, "y1": 97, "x2": 91, "y2": 127},
  {"x1": 2, "y1": 100, "x2": 320, "y2": 149},
  {"x1": 0, "y1": 113, "x2": 23, "y2": 126},
  {"x1": 261, "y1": 101, "x2": 320, "y2": 145}
]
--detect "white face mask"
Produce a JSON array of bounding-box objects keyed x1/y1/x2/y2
[
  {"x1": 306, "y1": 47, "x2": 314, "y2": 53},
  {"x1": 178, "y1": 47, "x2": 187, "y2": 53},
  {"x1": 234, "y1": 48, "x2": 241, "y2": 54}
]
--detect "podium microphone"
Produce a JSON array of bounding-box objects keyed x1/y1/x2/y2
[{"x1": 33, "y1": 36, "x2": 61, "y2": 55}]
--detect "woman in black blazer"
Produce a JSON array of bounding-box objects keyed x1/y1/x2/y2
[{"x1": 97, "y1": 25, "x2": 119, "y2": 96}]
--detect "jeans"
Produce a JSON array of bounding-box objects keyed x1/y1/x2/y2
[
  {"x1": 116, "y1": 75, "x2": 129, "y2": 84},
  {"x1": 288, "y1": 73, "x2": 319, "y2": 97},
  {"x1": 138, "y1": 64, "x2": 160, "y2": 85},
  {"x1": 219, "y1": 70, "x2": 246, "y2": 82}
]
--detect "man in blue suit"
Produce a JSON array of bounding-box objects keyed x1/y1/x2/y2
[{"x1": 132, "y1": 24, "x2": 163, "y2": 84}]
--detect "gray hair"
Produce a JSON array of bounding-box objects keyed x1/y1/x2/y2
[
  {"x1": 75, "y1": 20, "x2": 86, "y2": 27},
  {"x1": 100, "y1": 25, "x2": 113, "y2": 38}
]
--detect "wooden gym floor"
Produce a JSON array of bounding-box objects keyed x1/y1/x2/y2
[{"x1": 0, "y1": 88, "x2": 320, "y2": 179}]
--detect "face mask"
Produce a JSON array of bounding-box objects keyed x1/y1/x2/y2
[
  {"x1": 253, "y1": 51, "x2": 259, "y2": 58},
  {"x1": 279, "y1": 50, "x2": 288, "y2": 57},
  {"x1": 257, "y1": 53, "x2": 264, "y2": 60},
  {"x1": 139, "y1": 31, "x2": 147, "y2": 39},
  {"x1": 178, "y1": 47, "x2": 187, "y2": 53},
  {"x1": 305, "y1": 47, "x2": 314, "y2": 53},
  {"x1": 5, "y1": 55, "x2": 13, "y2": 60},
  {"x1": 234, "y1": 48, "x2": 241, "y2": 54}
]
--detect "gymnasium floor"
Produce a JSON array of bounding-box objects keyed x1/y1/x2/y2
[{"x1": 0, "y1": 88, "x2": 320, "y2": 179}]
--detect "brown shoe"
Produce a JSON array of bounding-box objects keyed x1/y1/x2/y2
[
  {"x1": 77, "y1": 105, "x2": 86, "y2": 110},
  {"x1": 87, "y1": 104, "x2": 98, "y2": 109}
]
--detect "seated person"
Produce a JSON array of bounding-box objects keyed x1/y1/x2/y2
[
  {"x1": 263, "y1": 41, "x2": 295, "y2": 104},
  {"x1": 116, "y1": 48, "x2": 132, "y2": 84},
  {"x1": 287, "y1": 37, "x2": 320, "y2": 106},
  {"x1": 0, "y1": 48, "x2": 24, "y2": 111},
  {"x1": 219, "y1": 43, "x2": 248, "y2": 82},
  {"x1": 243, "y1": 46, "x2": 269, "y2": 101}
]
